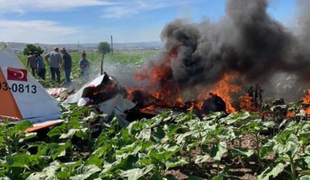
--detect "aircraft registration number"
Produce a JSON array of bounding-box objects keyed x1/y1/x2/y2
[{"x1": 0, "y1": 82, "x2": 37, "y2": 94}]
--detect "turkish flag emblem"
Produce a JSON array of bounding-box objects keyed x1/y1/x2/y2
[{"x1": 7, "y1": 67, "x2": 28, "y2": 81}]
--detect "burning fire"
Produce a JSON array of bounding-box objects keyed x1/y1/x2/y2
[
  {"x1": 209, "y1": 72, "x2": 241, "y2": 113},
  {"x1": 239, "y1": 93, "x2": 252, "y2": 112},
  {"x1": 302, "y1": 90, "x2": 310, "y2": 115},
  {"x1": 286, "y1": 111, "x2": 295, "y2": 118},
  {"x1": 93, "y1": 81, "x2": 116, "y2": 95},
  {"x1": 189, "y1": 72, "x2": 241, "y2": 113},
  {"x1": 126, "y1": 49, "x2": 241, "y2": 114},
  {"x1": 133, "y1": 50, "x2": 177, "y2": 104}
]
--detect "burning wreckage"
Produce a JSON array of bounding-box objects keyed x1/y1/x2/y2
[
  {"x1": 62, "y1": 72, "x2": 231, "y2": 130},
  {"x1": 63, "y1": 72, "x2": 135, "y2": 128}
]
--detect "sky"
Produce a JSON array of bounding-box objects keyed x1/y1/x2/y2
[{"x1": 0, "y1": 0, "x2": 297, "y2": 44}]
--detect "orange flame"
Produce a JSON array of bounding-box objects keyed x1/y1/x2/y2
[
  {"x1": 134, "y1": 51, "x2": 176, "y2": 103},
  {"x1": 302, "y1": 90, "x2": 310, "y2": 115},
  {"x1": 93, "y1": 81, "x2": 116, "y2": 95},
  {"x1": 186, "y1": 72, "x2": 241, "y2": 113},
  {"x1": 209, "y1": 72, "x2": 241, "y2": 113},
  {"x1": 126, "y1": 48, "x2": 241, "y2": 114},
  {"x1": 286, "y1": 111, "x2": 295, "y2": 118},
  {"x1": 239, "y1": 93, "x2": 252, "y2": 111}
]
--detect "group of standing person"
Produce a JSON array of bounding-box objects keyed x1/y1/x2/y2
[{"x1": 27, "y1": 47, "x2": 90, "y2": 87}]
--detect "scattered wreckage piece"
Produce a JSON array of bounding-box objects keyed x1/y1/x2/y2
[{"x1": 63, "y1": 72, "x2": 136, "y2": 129}]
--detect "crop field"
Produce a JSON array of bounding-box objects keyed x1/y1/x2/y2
[
  {"x1": 1, "y1": 106, "x2": 310, "y2": 179},
  {"x1": 0, "y1": 50, "x2": 309, "y2": 180}
]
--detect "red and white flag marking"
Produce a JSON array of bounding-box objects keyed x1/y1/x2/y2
[{"x1": 7, "y1": 67, "x2": 28, "y2": 82}]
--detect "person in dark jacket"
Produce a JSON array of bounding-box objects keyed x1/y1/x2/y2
[
  {"x1": 35, "y1": 51, "x2": 46, "y2": 80},
  {"x1": 60, "y1": 47, "x2": 72, "y2": 87}
]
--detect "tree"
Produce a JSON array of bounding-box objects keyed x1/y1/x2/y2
[
  {"x1": 23, "y1": 44, "x2": 44, "y2": 55},
  {"x1": 97, "y1": 42, "x2": 111, "y2": 54},
  {"x1": 0, "y1": 42, "x2": 8, "y2": 49}
]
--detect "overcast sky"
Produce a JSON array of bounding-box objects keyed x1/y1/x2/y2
[{"x1": 0, "y1": 0, "x2": 297, "y2": 44}]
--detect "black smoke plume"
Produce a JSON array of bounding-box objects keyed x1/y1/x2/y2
[{"x1": 125, "y1": 0, "x2": 310, "y2": 101}]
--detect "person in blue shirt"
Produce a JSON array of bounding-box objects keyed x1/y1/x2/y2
[
  {"x1": 35, "y1": 51, "x2": 46, "y2": 80},
  {"x1": 79, "y1": 52, "x2": 90, "y2": 80}
]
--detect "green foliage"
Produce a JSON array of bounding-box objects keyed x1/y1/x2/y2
[
  {"x1": 97, "y1": 42, "x2": 111, "y2": 54},
  {"x1": 0, "y1": 42, "x2": 8, "y2": 49},
  {"x1": 23, "y1": 44, "x2": 44, "y2": 55},
  {"x1": 1, "y1": 103, "x2": 310, "y2": 179},
  {"x1": 257, "y1": 163, "x2": 285, "y2": 180}
]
